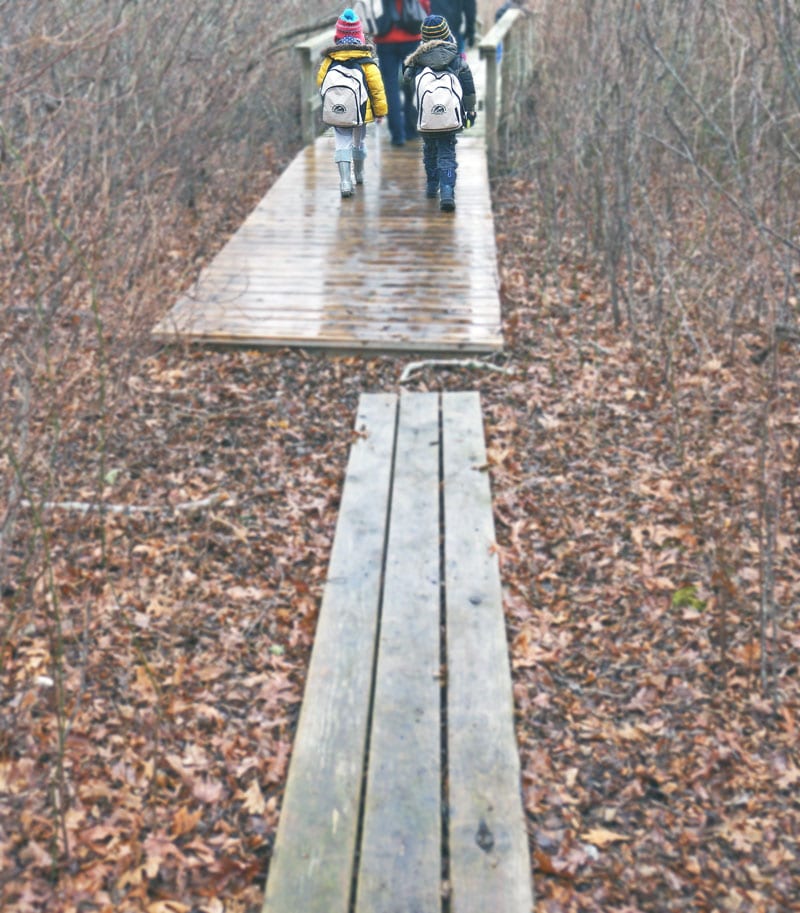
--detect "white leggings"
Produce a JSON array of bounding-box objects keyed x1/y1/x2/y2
[{"x1": 334, "y1": 124, "x2": 367, "y2": 159}]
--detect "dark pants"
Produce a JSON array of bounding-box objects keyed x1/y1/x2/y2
[
  {"x1": 423, "y1": 131, "x2": 458, "y2": 187},
  {"x1": 376, "y1": 40, "x2": 419, "y2": 145}
]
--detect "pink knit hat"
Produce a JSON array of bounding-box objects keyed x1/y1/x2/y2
[{"x1": 335, "y1": 8, "x2": 365, "y2": 43}]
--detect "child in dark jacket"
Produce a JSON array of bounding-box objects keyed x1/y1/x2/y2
[{"x1": 402, "y1": 15, "x2": 476, "y2": 211}]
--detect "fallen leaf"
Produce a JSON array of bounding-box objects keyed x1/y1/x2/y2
[
  {"x1": 172, "y1": 805, "x2": 203, "y2": 837},
  {"x1": 242, "y1": 778, "x2": 266, "y2": 815},
  {"x1": 580, "y1": 827, "x2": 632, "y2": 848},
  {"x1": 193, "y1": 778, "x2": 225, "y2": 804}
]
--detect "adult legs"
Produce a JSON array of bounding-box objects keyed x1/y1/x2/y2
[
  {"x1": 376, "y1": 40, "x2": 417, "y2": 145},
  {"x1": 402, "y1": 81, "x2": 418, "y2": 141}
]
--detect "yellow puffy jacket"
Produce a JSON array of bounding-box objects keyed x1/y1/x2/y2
[{"x1": 317, "y1": 46, "x2": 389, "y2": 123}]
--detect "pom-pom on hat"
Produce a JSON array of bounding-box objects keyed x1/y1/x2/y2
[
  {"x1": 421, "y1": 14, "x2": 452, "y2": 42},
  {"x1": 335, "y1": 8, "x2": 365, "y2": 44}
]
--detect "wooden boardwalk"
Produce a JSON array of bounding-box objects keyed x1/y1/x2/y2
[
  {"x1": 262, "y1": 392, "x2": 532, "y2": 913},
  {"x1": 152, "y1": 68, "x2": 502, "y2": 353}
]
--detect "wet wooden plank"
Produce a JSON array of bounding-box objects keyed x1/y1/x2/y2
[
  {"x1": 173, "y1": 277, "x2": 501, "y2": 300},
  {"x1": 354, "y1": 392, "x2": 442, "y2": 913},
  {"x1": 169, "y1": 302, "x2": 500, "y2": 324},
  {"x1": 441, "y1": 392, "x2": 534, "y2": 913},
  {"x1": 162, "y1": 313, "x2": 500, "y2": 336},
  {"x1": 153, "y1": 105, "x2": 502, "y2": 352},
  {"x1": 262, "y1": 394, "x2": 397, "y2": 913}
]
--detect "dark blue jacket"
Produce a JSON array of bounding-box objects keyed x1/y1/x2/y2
[{"x1": 429, "y1": 0, "x2": 476, "y2": 44}]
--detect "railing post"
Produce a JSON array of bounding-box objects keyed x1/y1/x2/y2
[
  {"x1": 478, "y1": 8, "x2": 527, "y2": 169},
  {"x1": 295, "y1": 30, "x2": 336, "y2": 146},
  {"x1": 480, "y1": 41, "x2": 499, "y2": 163},
  {"x1": 295, "y1": 42, "x2": 317, "y2": 146}
]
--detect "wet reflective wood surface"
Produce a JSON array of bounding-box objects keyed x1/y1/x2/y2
[{"x1": 153, "y1": 124, "x2": 502, "y2": 353}]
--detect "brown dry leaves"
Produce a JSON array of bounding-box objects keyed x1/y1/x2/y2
[
  {"x1": 490, "y1": 178, "x2": 800, "y2": 912},
  {"x1": 3, "y1": 180, "x2": 800, "y2": 913},
  {"x1": 1, "y1": 351, "x2": 356, "y2": 912}
]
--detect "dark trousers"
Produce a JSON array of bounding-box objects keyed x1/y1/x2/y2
[
  {"x1": 422, "y1": 131, "x2": 458, "y2": 187},
  {"x1": 376, "y1": 41, "x2": 419, "y2": 145}
]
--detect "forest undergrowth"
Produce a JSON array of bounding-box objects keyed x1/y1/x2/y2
[
  {"x1": 3, "y1": 1, "x2": 800, "y2": 911},
  {"x1": 3, "y1": 173, "x2": 799, "y2": 912}
]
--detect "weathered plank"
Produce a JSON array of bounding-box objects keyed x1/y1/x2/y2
[
  {"x1": 442, "y1": 392, "x2": 534, "y2": 913},
  {"x1": 354, "y1": 392, "x2": 443, "y2": 913},
  {"x1": 262, "y1": 393, "x2": 397, "y2": 913},
  {"x1": 262, "y1": 392, "x2": 533, "y2": 913}
]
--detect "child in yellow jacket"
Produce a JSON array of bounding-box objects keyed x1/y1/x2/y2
[{"x1": 317, "y1": 9, "x2": 388, "y2": 198}]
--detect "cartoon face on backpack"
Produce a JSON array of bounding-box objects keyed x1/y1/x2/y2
[{"x1": 321, "y1": 59, "x2": 369, "y2": 127}]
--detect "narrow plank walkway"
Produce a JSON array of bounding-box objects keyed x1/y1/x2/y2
[
  {"x1": 152, "y1": 58, "x2": 502, "y2": 353},
  {"x1": 262, "y1": 392, "x2": 532, "y2": 913}
]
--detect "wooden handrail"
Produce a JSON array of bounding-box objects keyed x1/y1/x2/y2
[{"x1": 478, "y1": 7, "x2": 534, "y2": 166}]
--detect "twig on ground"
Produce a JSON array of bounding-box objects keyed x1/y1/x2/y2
[
  {"x1": 399, "y1": 358, "x2": 517, "y2": 384},
  {"x1": 22, "y1": 492, "x2": 234, "y2": 516}
]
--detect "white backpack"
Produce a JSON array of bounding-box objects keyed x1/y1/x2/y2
[
  {"x1": 415, "y1": 66, "x2": 464, "y2": 133},
  {"x1": 320, "y1": 59, "x2": 369, "y2": 127}
]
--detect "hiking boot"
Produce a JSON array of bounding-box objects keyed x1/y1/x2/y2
[
  {"x1": 440, "y1": 184, "x2": 455, "y2": 211},
  {"x1": 337, "y1": 161, "x2": 353, "y2": 198},
  {"x1": 425, "y1": 179, "x2": 439, "y2": 198}
]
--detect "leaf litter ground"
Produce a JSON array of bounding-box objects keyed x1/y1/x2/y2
[{"x1": 2, "y1": 180, "x2": 799, "y2": 913}]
